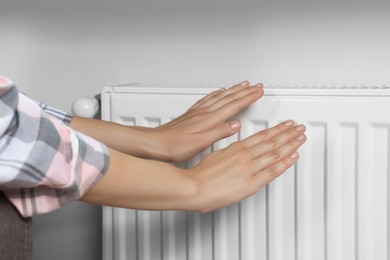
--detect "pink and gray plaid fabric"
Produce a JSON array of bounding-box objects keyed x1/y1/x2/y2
[{"x1": 0, "y1": 76, "x2": 109, "y2": 217}]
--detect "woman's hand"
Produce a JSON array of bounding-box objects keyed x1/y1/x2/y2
[
  {"x1": 186, "y1": 120, "x2": 306, "y2": 213},
  {"x1": 81, "y1": 120, "x2": 306, "y2": 213},
  {"x1": 70, "y1": 81, "x2": 263, "y2": 163},
  {"x1": 149, "y1": 81, "x2": 264, "y2": 162}
]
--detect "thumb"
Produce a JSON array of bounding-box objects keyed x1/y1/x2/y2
[{"x1": 201, "y1": 120, "x2": 241, "y2": 145}]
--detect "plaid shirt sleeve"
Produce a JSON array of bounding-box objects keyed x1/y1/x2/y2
[{"x1": 0, "y1": 76, "x2": 109, "y2": 217}]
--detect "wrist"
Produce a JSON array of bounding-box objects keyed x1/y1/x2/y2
[
  {"x1": 135, "y1": 126, "x2": 174, "y2": 161},
  {"x1": 119, "y1": 126, "x2": 172, "y2": 161},
  {"x1": 174, "y1": 169, "x2": 201, "y2": 212},
  {"x1": 179, "y1": 169, "x2": 209, "y2": 213}
]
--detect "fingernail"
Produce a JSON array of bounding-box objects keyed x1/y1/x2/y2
[
  {"x1": 253, "y1": 84, "x2": 264, "y2": 92},
  {"x1": 230, "y1": 121, "x2": 240, "y2": 129},
  {"x1": 284, "y1": 120, "x2": 294, "y2": 127},
  {"x1": 254, "y1": 83, "x2": 264, "y2": 89},
  {"x1": 290, "y1": 151, "x2": 299, "y2": 159},
  {"x1": 295, "y1": 124, "x2": 304, "y2": 131},
  {"x1": 240, "y1": 81, "x2": 249, "y2": 87},
  {"x1": 219, "y1": 87, "x2": 225, "y2": 91},
  {"x1": 296, "y1": 134, "x2": 305, "y2": 141}
]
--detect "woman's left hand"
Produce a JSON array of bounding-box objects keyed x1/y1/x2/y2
[{"x1": 150, "y1": 81, "x2": 264, "y2": 162}]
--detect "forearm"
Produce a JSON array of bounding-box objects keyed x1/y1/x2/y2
[
  {"x1": 70, "y1": 116, "x2": 168, "y2": 160},
  {"x1": 80, "y1": 148, "x2": 198, "y2": 211},
  {"x1": 80, "y1": 120, "x2": 307, "y2": 213}
]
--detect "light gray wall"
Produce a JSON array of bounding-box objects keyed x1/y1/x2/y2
[{"x1": 1, "y1": 1, "x2": 390, "y2": 259}]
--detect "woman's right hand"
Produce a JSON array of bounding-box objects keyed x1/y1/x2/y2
[
  {"x1": 81, "y1": 120, "x2": 306, "y2": 213},
  {"x1": 187, "y1": 120, "x2": 306, "y2": 213}
]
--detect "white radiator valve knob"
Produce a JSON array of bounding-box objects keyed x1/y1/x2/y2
[{"x1": 72, "y1": 97, "x2": 99, "y2": 118}]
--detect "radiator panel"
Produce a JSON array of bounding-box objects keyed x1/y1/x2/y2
[{"x1": 102, "y1": 86, "x2": 390, "y2": 260}]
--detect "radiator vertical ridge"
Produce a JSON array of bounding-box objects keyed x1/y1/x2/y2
[
  {"x1": 387, "y1": 127, "x2": 390, "y2": 260},
  {"x1": 354, "y1": 124, "x2": 359, "y2": 260}
]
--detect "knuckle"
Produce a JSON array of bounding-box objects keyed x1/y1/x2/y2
[
  {"x1": 282, "y1": 156, "x2": 294, "y2": 167},
  {"x1": 201, "y1": 108, "x2": 213, "y2": 115},
  {"x1": 267, "y1": 165, "x2": 282, "y2": 178},
  {"x1": 229, "y1": 140, "x2": 244, "y2": 150},
  {"x1": 235, "y1": 150, "x2": 249, "y2": 161},
  {"x1": 219, "y1": 123, "x2": 236, "y2": 137},
  {"x1": 267, "y1": 139, "x2": 280, "y2": 150},
  {"x1": 269, "y1": 150, "x2": 283, "y2": 162},
  {"x1": 217, "y1": 125, "x2": 229, "y2": 137},
  {"x1": 258, "y1": 131, "x2": 271, "y2": 141},
  {"x1": 267, "y1": 157, "x2": 294, "y2": 178}
]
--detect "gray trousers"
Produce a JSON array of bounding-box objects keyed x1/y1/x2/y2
[{"x1": 0, "y1": 192, "x2": 32, "y2": 260}]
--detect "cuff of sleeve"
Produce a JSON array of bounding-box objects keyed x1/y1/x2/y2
[{"x1": 5, "y1": 128, "x2": 110, "y2": 217}]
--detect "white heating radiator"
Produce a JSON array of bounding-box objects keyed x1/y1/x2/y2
[{"x1": 100, "y1": 84, "x2": 390, "y2": 260}]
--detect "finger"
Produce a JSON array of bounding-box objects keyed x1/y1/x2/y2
[
  {"x1": 197, "y1": 120, "x2": 242, "y2": 147},
  {"x1": 241, "y1": 120, "x2": 296, "y2": 148},
  {"x1": 248, "y1": 124, "x2": 306, "y2": 156},
  {"x1": 195, "y1": 81, "x2": 251, "y2": 109},
  {"x1": 204, "y1": 89, "x2": 264, "y2": 126},
  {"x1": 188, "y1": 87, "x2": 226, "y2": 111},
  {"x1": 251, "y1": 151, "x2": 300, "y2": 191},
  {"x1": 249, "y1": 132, "x2": 306, "y2": 171},
  {"x1": 206, "y1": 83, "x2": 263, "y2": 112}
]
